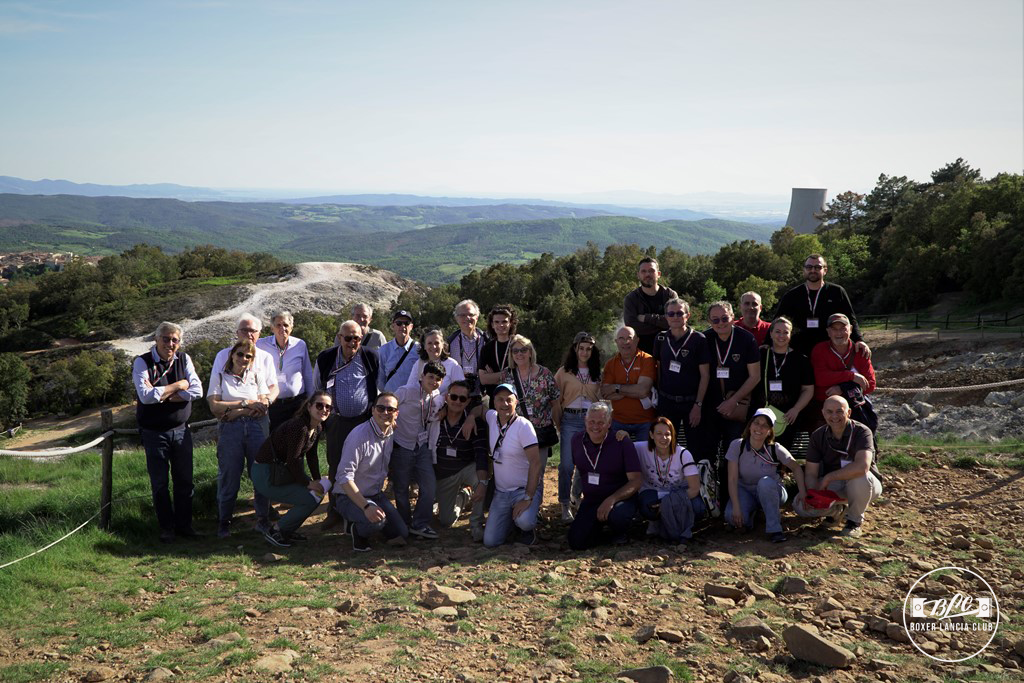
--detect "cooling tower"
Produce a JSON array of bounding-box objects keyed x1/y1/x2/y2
[{"x1": 786, "y1": 188, "x2": 827, "y2": 234}]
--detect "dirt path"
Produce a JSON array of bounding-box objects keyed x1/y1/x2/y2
[{"x1": 1, "y1": 404, "x2": 135, "y2": 451}]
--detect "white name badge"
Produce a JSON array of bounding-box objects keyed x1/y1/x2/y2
[
  {"x1": 445, "y1": 447, "x2": 458, "y2": 458},
  {"x1": 769, "y1": 381, "x2": 783, "y2": 392},
  {"x1": 669, "y1": 360, "x2": 681, "y2": 373},
  {"x1": 640, "y1": 396, "x2": 653, "y2": 410},
  {"x1": 417, "y1": 430, "x2": 429, "y2": 444},
  {"x1": 716, "y1": 367, "x2": 730, "y2": 379},
  {"x1": 492, "y1": 448, "x2": 502, "y2": 464},
  {"x1": 806, "y1": 318, "x2": 819, "y2": 329},
  {"x1": 587, "y1": 472, "x2": 600, "y2": 485},
  {"x1": 326, "y1": 377, "x2": 336, "y2": 390},
  {"x1": 840, "y1": 459, "x2": 852, "y2": 468}
]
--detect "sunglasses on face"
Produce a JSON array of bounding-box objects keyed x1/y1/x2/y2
[
  {"x1": 512, "y1": 347, "x2": 530, "y2": 354},
  {"x1": 393, "y1": 320, "x2": 411, "y2": 326},
  {"x1": 374, "y1": 405, "x2": 398, "y2": 414},
  {"x1": 160, "y1": 336, "x2": 181, "y2": 344},
  {"x1": 665, "y1": 311, "x2": 686, "y2": 317},
  {"x1": 342, "y1": 335, "x2": 361, "y2": 342},
  {"x1": 234, "y1": 352, "x2": 254, "y2": 360},
  {"x1": 448, "y1": 393, "x2": 470, "y2": 403},
  {"x1": 313, "y1": 401, "x2": 332, "y2": 411},
  {"x1": 709, "y1": 317, "x2": 730, "y2": 324},
  {"x1": 238, "y1": 328, "x2": 259, "y2": 335}
]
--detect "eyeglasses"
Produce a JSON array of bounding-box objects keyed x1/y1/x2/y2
[
  {"x1": 448, "y1": 394, "x2": 470, "y2": 403},
  {"x1": 804, "y1": 264, "x2": 824, "y2": 270},
  {"x1": 341, "y1": 335, "x2": 361, "y2": 342},
  {"x1": 511, "y1": 347, "x2": 530, "y2": 354},
  {"x1": 709, "y1": 317, "x2": 730, "y2": 324},
  {"x1": 393, "y1": 320, "x2": 411, "y2": 326},
  {"x1": 615, "y1": 337, "x2": 633, "y2": 343},
  {"x1": 159, "y1": 336, "x2": 181, "y2": 344},
  {"x1": 374, "y1": 405, "x2": 398, "y2": 414},
  {"x1": 234, "y1": 352, "x2": 254, "y2": 360},
  {"x1": 313, "y1": 402, "x2": 332, "y2": 411},
  {"x1": 238, "y1": 327, "x2": 259, "y2": 334},
  {"x1": 665, "y1": 311, "x2": 686, "y2": 317}
]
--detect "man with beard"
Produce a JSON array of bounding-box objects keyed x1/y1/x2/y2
[{"x1": 623, "y1": 257, "x2": 678, "y2": 355}]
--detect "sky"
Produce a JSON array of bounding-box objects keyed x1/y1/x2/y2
[{"x1": 1, "y1": 0, "x2": 1021, "y2": 201}]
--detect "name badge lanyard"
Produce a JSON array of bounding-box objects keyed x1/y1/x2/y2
[
  {"x1": 667, "y1": 328, "x2": 694, "y2": 362},
  {"x1": 765, "y1": 350, "x2": 788, "y2": 400},
  {"x1": 829, "y1": 426, "x2": 855, "y2": 458},
  {"x1": 620, "y1": 353, "x2": 638, "y2": 383},
  {"x1": 493, "y1": 414, "x2": 517, "y2": 458},
  {"x1": 805, "y1": 284, "x2": 823, "y2": 319},
  {"x1": 513, "y1": 367, "x2": 535, "y2": 421},
  {"x1": 751, "y1": 443, "x2": 777, "y2": 467},
  {"x1": 581, "y1": 437, "x2": 605, "y2": 472},
  {"x1": 274, "y1": 339, "x2": 287, "y2": 371},
  {"x1": 830, "y1": 344, "x2": 854, "y2": 369},
  {"x1": 458, "y1": 333, "x2": 481, "y2": 373},
  {"x1": 440, "y1": 415, "x2": 463, "y2": 450},
  {"x1": 715, "y1": 329, "x2": 734, "y2": 372},
  {"x1": 151, "y1": 353, "x2": 177, "y2": 384},
  {"x1": 420, "y1": 389, "x2": 432, "y2": 432},
  {"x1": 654, "y1": 448, "x2": 676, "y2": 487}
]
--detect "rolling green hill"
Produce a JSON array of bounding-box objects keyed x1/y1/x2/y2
[{"x1": 0, "y1": 194, "x2": 773, "y2": 283}]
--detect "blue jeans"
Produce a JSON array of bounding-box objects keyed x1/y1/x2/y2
[
  {"x1": 389, "y1": 442, "x2": 436, "y2": 530},
  {"x1": 251, "y1": 463, "x2": 320, "y2": 535},
  {"x1": 337, "y1": 492, "x2": 408, "y2": 540},
  {"x1": 216, "y1": 417, "x2": 270, "y2": 525},
  {"x1": 140, "y1": 426, "x2": 194, "y2": 532},
  {"x1": 568, "y1": 495, "x2": 638, "y2": 550},
  {"x1": 637, "y1": 488, "x2": 706, "y2": 541},
  {"x1": 558, "y1": 412, "x2": 586, "y2": 503},
  {"x1": 484, "y1": 487, "x2": 541, "y2": 547},
  {"x1": 612, "y1": 420, "x2": 651, "y2": 443},
  {"x1": 725, "y1": 476, "x2": 788, "y2": 534}
]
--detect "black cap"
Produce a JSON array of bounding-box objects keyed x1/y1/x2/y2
[{"x1": 392, "y1": 309, "x2": 414, "y2": 323}]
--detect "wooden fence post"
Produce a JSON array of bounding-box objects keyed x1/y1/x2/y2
[{"x1": 100, "y1": 409, "x2": 113, "y2": 531}]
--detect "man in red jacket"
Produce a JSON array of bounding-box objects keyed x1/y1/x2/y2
[{"x1": 810, "y1": 313, "x2": 875, "y2": 403}]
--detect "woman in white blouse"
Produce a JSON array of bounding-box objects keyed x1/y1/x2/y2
[
  {"x1": 207, "y1": 339, "x2": 272, "y2": 538},
  {"x1": 406, "y1": 326, "x2": 466, "y2": 395},
  {"x1": 633, "y1": 417, "x2": 706, "y2": 543}
]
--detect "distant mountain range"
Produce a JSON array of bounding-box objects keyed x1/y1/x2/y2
[
  {"x1": 0, "y1": 175, "x2": 788, "y2": 224},
  {"x1": 0, "y1": 193, "x2": 775, "y2": 283}
]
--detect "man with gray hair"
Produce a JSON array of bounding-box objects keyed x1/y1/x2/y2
[
  {"x1": 257, "y1": 310, "x2": 315, "y2": 432},
  {"x1": 734, "y1": 291, "x2": 771, "y2": 346},
  {"x1": 210, "y1": 313, "x2": 279, "y2": 408},
  {"x1": 133, "y1": 322, "x2": 204, "y2": 543},
  {"x1": 567, "y1": 401, "x2": 642, "y2": 549},
  {"x1": 314, "y1": 319, "x2": 381, "y2": 528},
  {"x1": 353, "y1": 303, "x2": 387, "y2": 350},
  {"x1": 448, "y1": 299, "x2": 488, "y2": 399}
]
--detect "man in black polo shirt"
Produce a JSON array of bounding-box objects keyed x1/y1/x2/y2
[
  {"x1": 774, "y1": 253, "x2": 870, "y2": 358},
  {"x1": 653, "y1": 298, "x2": 710, "y2": 457},
  {"x1": 795, "y1": 395, "x2": 883, "y2": 537},
  {"x1": 430, "y1": 380, "x2": 490, "y2": 542},
  {"x1": 132, "y1": 321, "x2": 204, "y2": 543}
]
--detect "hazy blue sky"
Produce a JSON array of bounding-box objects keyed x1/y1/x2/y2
[{"x1": 1, "y1": 0, "x2": 1021, "y2": 199}]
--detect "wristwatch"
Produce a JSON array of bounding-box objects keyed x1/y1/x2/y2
[
  {"x1": 240, "y1": 399, "x2": 249, "y2": 408},
  {"x1": 478, "y1": 479, "x2": 490, "y2": 487},
  {"x1": 695, "y1": 401, "x2": 703, "y2": 407},
  {"x1": 363, "y1": 501, "x2": 376, "y2": 510},
  {"x1": 615, "y1": 384, "x2": 621, "y2": 393}
]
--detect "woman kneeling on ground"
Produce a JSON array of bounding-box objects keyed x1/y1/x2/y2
[
  {"x1": 252, "y1": 391, "x2": 332, "y2": 547},
  {"x1": 634, "y1": 417, "x2": 706, "y2": 544},
  {"x1": 724, "y1": 408, "x2": 806, "y2": 543}
]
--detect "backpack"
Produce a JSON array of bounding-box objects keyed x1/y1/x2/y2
[{"x1": 696, "y1": 459, "x2": 720, "y2": 518}]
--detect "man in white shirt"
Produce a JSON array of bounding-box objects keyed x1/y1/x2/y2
[
  {"x1": 483, "y1": 384, "x2": 542, "y2": 547},
  {"x1": 256, "y1": 310, "x2": 315, "y2": 432}
]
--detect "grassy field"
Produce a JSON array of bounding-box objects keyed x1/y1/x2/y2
[{"x1": 1, "y1": 440, "x2": 1020, "y2": 682}]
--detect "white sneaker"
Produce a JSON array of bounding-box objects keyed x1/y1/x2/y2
[
  {"x1": 560, "y1": 502, "x2": 575, "y2": 523},
  {"x1": 646, "y1": 521, "x2": 659, "y2": 536}
]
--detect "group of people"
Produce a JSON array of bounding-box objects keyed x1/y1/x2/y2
[{"x1": 133, "y1": 255, "x2": 883, "y2": 552}]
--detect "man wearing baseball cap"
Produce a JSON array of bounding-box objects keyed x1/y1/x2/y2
[
  {"x1": 809, "y1": 313, "x2": 876, "y2": 433},
  {"x1": 378, "y1": 310, "x2": 420, "y2": 392}
]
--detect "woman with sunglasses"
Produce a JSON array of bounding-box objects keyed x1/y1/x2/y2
[
  {"x1": 207, "y1": 339, "x2": 272, "y2": 538},
  {"x1": 406, "y1": 326, "x2": 465, "y2": 395},
  {"x1": 501, "y1": 334, "x2": 560, "y2": 500},
  {"x1": 724, "y1": 408, "x2": 806, "y2": 543},
  {"x1": 552, "y1": 332, "x2": 602, "y2": 522},
  {"x1": 252, "y1": 391, "x2": 333, "y2": 547}
]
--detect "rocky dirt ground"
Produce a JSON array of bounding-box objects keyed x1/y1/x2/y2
[{"x1": 4, "y1": 459, "x2": 1023, "y2": 683}]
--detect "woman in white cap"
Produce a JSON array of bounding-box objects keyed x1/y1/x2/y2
[{"x1": 724, "y1": 408, "x2": 806, "y2": 543}]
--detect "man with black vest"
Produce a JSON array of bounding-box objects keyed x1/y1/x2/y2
[
  {"x1": 314, "y1": 319, "x2": 381, "y2": 528},
  {"x1": 132, "y1": 322, "x2": 204, "y2": 543}
]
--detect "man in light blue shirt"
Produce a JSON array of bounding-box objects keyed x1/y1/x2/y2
[{"x1": 378, "y1": 309, "x2": 420, "y2": 392}]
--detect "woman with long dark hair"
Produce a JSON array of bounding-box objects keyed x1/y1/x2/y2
[
  {"x1": 252, "y1": 391, "x2": 333, "y2": 547},
  {"x1": 552, "y1": 332, "x2": 602, "y2": 521}
]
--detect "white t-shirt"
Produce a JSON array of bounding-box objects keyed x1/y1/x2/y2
[
  {"x1": 636, "y1": 443, "x2": 698, "y2": 498},
  {"x1": 207, "y1": 365, "x2": 270, "y2": 402},
  {"x1": 485, "y1": 410, "x2": 538, "y2": 492},
  {"x1": 392, "y1": 385, "x2": 444, "y2": 451},
  {"x1": 405, "y1": 357, "x2": 466, "y2": 395},
  {"x1": 211, "y1": 346, "x2": 278, "y2": 395}
]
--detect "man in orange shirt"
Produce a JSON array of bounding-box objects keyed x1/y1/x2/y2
[{"x1": 601, "y1": 326, "x2": 656, "y2": 442}]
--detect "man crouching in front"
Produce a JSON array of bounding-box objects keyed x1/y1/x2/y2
[
  {"x1": 335, "y1": 393, "x2": 409, "y2": 552},
  {"x1": 483, "y1": 384, "x2": 542, "y2": 547}
]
